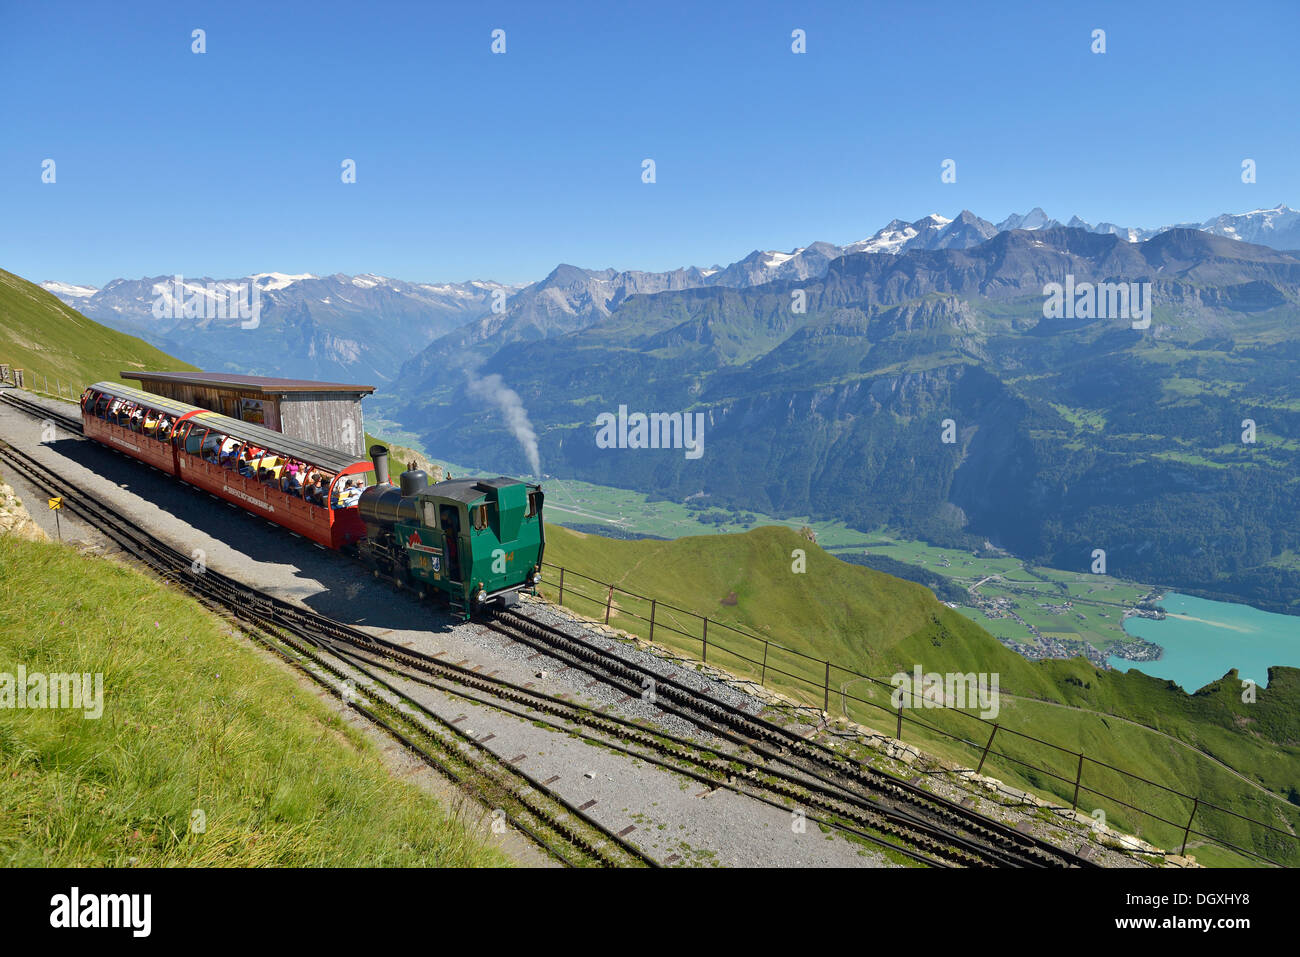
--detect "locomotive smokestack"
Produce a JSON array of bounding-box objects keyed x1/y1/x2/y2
[{"x1": 370, "y1": 444, "x2": 391, "y2": 486}]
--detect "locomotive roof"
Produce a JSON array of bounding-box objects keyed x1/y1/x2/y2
[{"x1": 427, "y1": 476, "x2": 528, "y2": 504}]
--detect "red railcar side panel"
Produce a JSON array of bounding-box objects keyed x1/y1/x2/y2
[
  {"x1": 176, "y1": 453, "x2": 337, "y2": 547},
  {"x1": 84, "y1": 416, "x2": 180, "y2": 473}
]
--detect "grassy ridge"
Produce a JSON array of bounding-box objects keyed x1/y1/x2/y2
[
  {"x1": 0, "y1": 269, "x2": 196, "y2": 393},
  {"x1": 540, "y1": 524, "x2": 1300, "y2": 865},
  {"x1": 0, "y1": 535, "x2": 508, "y2": 867}
]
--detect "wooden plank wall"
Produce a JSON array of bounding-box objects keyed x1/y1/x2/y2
[
  {"x1": 133, "y1": 379, "x2": 283, "y2": 431},
  {"x1": 278, "y1": 393, "x2": 366, "y2": 458}
]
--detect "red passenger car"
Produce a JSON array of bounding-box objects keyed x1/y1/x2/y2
[{"x1": 81, "y1": 382, "x2": 373, "y2": 549}]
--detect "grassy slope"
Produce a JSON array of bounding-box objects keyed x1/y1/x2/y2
[
  {"x1": 0, "y1": 268, "x2": 196, "y2": 392},
  {"x1": 541, "y1": 524, "x2": 1300, "y2": 865},
  {"x1": 0, "y1": 535, "x2": 508, "y2": 867}
]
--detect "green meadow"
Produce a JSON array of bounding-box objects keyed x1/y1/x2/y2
[{"x1": 0, "y1": 534, "x2": 509, "y2": 867}]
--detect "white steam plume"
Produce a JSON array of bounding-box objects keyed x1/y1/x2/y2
[{"x1": 466, "y1": 373, "x2": 541, "y2": 476}]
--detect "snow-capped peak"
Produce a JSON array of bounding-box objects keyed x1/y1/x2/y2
[
  {"x1": 763, "y1": 249, "x2": 799, "y2": 268},
  {"x1": 249, "y1": 272, "x2": 317, "y2": 290},
  {"x1": 40, "y1": 280, "x2": 98, "y2": 298},
  {"x1": 843, "y1": 213, "x2": 952, "y2": 255}
]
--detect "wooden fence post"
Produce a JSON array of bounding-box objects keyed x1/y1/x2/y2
[
  {"x1": 975, "y1": 723, "x2": 1000, "y2": 775},
  {"x1": 823, "y1": 661, "x2": 830, "y2": 713},
  {"x1": 701, "y1": 617, "x2": 708, "y2": 662},
  {"x1": 896, "y1": 701, "x2": 904, "y2": 740},
  {"x1": 1071, "y1": 752, "x2": 1085, "y2": 811},
  {"x1": 557, "y1": 567, "x2": 564, "y2": 605},
  {"x1": 604, "y1": 585, "x2": 613, "y2": 624},
  {"x1": 760, "y1": 642, "x2": 768, "y2": 685},
  {"x1": 648, "y1": 599, "x2": 656, "y2": 643}
]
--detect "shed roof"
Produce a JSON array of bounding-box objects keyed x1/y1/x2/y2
[{"x1": 121, "y1": 370, "x2": 376, "y2": 395}]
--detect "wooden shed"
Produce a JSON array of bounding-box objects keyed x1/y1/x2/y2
[{"x1": 121, "y1": 371, "x2": 375, "y2": 459}]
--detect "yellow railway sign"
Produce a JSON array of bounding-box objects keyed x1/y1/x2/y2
[{"x1": 48, "y1": 497, "x2": 63, "y2": 510}]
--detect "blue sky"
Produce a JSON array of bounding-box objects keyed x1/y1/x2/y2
[{"x1": 2, "y1": 0, "x2": 1297, "y2": 287}]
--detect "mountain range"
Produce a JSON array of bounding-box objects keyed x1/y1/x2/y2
[
  {"x1": 40, "y1": 272, "x2": 518, "y2": 385},
  {"x1": 41, "y1": 205, "x2": 1300, "y2": 387}
]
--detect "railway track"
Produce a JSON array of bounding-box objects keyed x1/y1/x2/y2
[
  {"x1": 484, "y1": 609, "x2": 1099, "y2": 868},
  {"x1": 0, "y1": 389, "x2": 1099, "y2": 866},
  {"x1": 309, "y1": 625, "x2": 954, "y2": 866},
  {"x1": 0, "y1": 390, "x2": 85, "y2": 433}
]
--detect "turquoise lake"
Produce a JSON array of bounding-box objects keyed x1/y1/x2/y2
[{"x1": 1110, "y1": 592, "x2": 1300, "y2": 692}]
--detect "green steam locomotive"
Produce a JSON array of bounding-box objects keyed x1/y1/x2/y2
[{"x1": 356, "y1": 446, "x2": 545, "y2": 620}]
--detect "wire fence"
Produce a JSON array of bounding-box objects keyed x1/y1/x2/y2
[
  {"x1": 0, "y1": 364, "x2": 87, "y2": 404},
  {"x1": 537, "y1": 559, "x2": 1300, "y2": 867}
]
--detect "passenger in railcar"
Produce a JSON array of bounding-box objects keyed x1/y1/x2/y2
[
  {"x1": 304, "y1": 472, "x2": 326, "y2": 506},
  {"x1": 266, "y1": 457, "x2": 285, "y2": 487},
  {"x1": 336, "y1": 479, "x2": 362, "y2": 508},
  {"x1": 219, "y1": 436, "x2": 241, "y2": 467}
]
